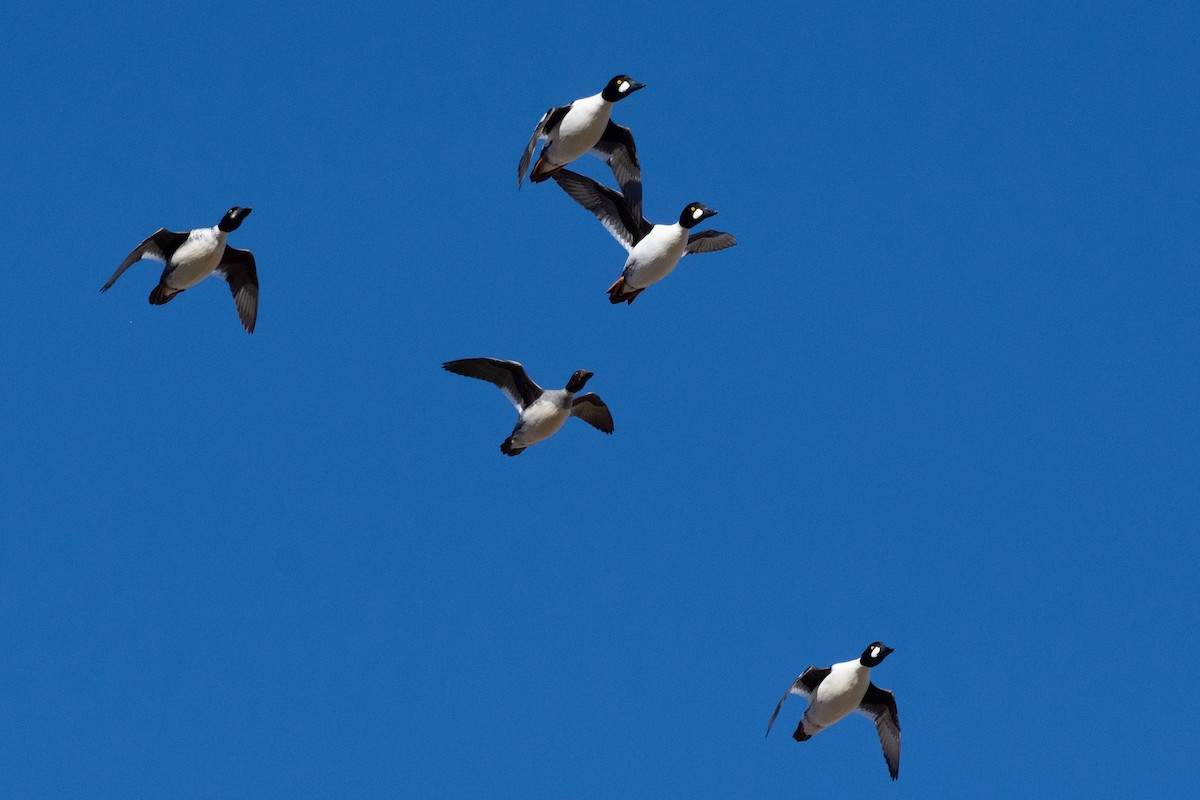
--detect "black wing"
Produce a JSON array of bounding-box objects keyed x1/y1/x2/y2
[
  {"x1": 570, "y1": 393, "x2": 614, "y2": 434},
  {"x1": 765, "y1": 666, "x2": 830, "y2": 737},
  {"x1": 691, "y1": 227, "x2": 734, "y2": 256},
  {"x1": 591, "y1": 120, "x2": 642, "y2": 220},
  {"x1": 550, "y1": 169, "x2": 651, "y2": 253},
  {"x1": 215, "y1": 246, "x2": 259, "y2": 334},
  {"x1": 857, "y1": 683, "x2": 901, "y2": 780},
  {"x1": 443, "y1": 358, "x2": 543, "y2": 409},
  {"x1": 101, "y1": 228, "x2": 188, "y2": 292},
  {"x1": 518, "y1": 105, "x2": 571, "y2": 188},
  {"x1": 685, "y1": 229, "x2": 738, "y2": 255}
]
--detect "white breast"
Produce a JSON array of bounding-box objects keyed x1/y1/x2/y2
[
  {"x1": 805, "y1": 660, "x2": 871, "y2": 729},
  {"x1": 512, "y1": 392, "x2": 572, "y2": 446},
  {"x1": 624, "y1": 224, "x2": 688, "y2": 289},
  {"x1": 166, "y1": 227, "x2": 227, "y2": 289},
  {"x1": 547, "y1": 94, "x2": 612, "y2": 164}
]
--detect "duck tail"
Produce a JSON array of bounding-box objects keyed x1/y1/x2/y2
[
  {"x1": 148, "y1": 284, "x2": 178, "y2": 305},
  {"x1": 792, "y1": 721, "x2": 812, "y2": 742},
  {"x1": 606, "y1": 276, "x2": 643, "y2": 305},
  {"x1": 500, "y1": 437, "x2": 525, "y2": 457},
  {"x1": 529, "y1": 152, "x2": 561, "y2": 183}
]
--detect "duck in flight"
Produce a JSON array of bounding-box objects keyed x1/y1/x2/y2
[
  {"x1": 442, "y1": 358, "x2": 614, "y2": 456},
  {"x1": 101, "y1": 207, "x2": 258, "y2": 333},
  {"x1": 766, "y1": 642, "x2": 901, "y2": 780},
  {"x1": 551, "y1": 169, "x2": 736, "y2": 304},
  {"x1": 518, "y1": 75, "x2": 646, "y2": 219}
]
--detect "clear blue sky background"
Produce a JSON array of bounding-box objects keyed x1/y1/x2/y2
[{"x1": 1, "y1": 1, "x2": 1197, "y2": 796}]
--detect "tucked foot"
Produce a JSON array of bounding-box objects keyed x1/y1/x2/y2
[{"x1": 148, "y1": 284, "x2": 179, "y2": 305}]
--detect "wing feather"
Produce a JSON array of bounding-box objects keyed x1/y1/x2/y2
[
  {"x1": 685, "y1": 229, "x2": 738, "y2": 255},
  {"x1": 518, "y1": 105, "x2": 571, "y2": 188},
  {"x1": 591, "y1": 120, "x2": 643, "y2": 220},
  {"x1": 570, "y1": 393, "x2": 614, "y2": 433},
  {"x1": 101, "y1": 228, "x2": 187, "y2": 292},
  {"x1": 550, "y1": 169, "x2": 650, "y2": 253},
  {"x1": 857, "y1": 683, "x2": 901, "y2": 780},
  {"x1": 765, "y1": 666, "x2": 829, "y2": 737},
  {"x1": 215, "y1": 246, "x2": 259, "y2": 334},
  {"x1": 443, "y1": 358, "x2": 543, "y2": 409}
]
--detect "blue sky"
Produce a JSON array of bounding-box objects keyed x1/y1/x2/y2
[{"x1": 1, "y1": 0, "x2": 1197, "y2": 796}]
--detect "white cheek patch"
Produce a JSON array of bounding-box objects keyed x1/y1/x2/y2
[
  {"x1": 692, "y1": 208, "x2": 704, "y2": 220},
  {"x1": 619, "y1": 81, "x2": 629, "y2": 92},
  {"x1": 872, "y1": 646, "x2": 881, "y2": 658}
]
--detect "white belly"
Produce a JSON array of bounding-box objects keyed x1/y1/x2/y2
[
  {"x1": 547, "y1": 97, "x2": 611, "y2": 164},
  {"x1": 513, "y1": 397, "x2": 570, "y2": 446},
  {"x1": 805, "y1": 663, "x2": 870, "y2": 731},
  {"x1": 624, "y1": 225, "x2": 687, "y2": 289},
  {"x1": 166, "y1": 232, "x2": 226, "y2": 289}
]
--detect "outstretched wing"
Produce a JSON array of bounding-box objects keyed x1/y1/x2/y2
[
  {"x1": 550, "y1": 168, "x2": 651, "y2": 253},
  {"x1": 857, "y1": 683, "x2": 901, "y2": 780},
  {"x1": 765, "y1": 666, "x2": 830, "y2": 737},
  {"x1": 685, "y1": 229, "x2": 738, "y2": 255},
  {"x1": 570, "y1": 393, "x2": 614, "y2": 434},
  {"x1": 443, "y1": 358, "x2": 543, "y2": 410},
  {"x1": 101, "y1": 228, "x2": 188, "y2": 292},
  {"x1": 591, "y1": 120, "x2": 642, "y2": 220},
  {"x1": 517, "y1": 105, "x2": 571, "y2": 188},
  {"x1": 215, "y1": 246, "x2": 259, "y2": 334}
]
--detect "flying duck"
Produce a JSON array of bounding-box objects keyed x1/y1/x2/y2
[
  {"x1": 442, "y1": 358, "x2": 614, "y2": 456},
  {"x1": 766, "y1": 642, "x2": 901, "y2": 781},
  {"x1": 101, "y1": 207, "x2": 259, "y2": 333},
  {"x1": 550, "y1": 169, "x2": 736, "y2": 304},
  {"x1": 518, "y1": 75, "x2": 646, "y2": 218}
]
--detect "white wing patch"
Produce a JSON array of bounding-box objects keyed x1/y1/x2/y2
[
  {"x1": 599, "y1": 216, "x2": 636, "y2": 254},
  {"x1": 497, "y1": 385, "x2": 523, "y2": 411}
]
